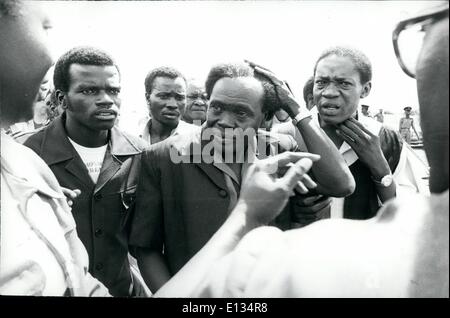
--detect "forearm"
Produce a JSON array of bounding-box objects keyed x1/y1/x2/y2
[
  {"x1": 296, "y1": 117, "x2": 354, "y2": 197},
  {"x1": 156, "y1": 202, "x2": 259, "y2": 297},
  {"x1": 136, "y1": 248, "x2": 171, "y2": 293}
]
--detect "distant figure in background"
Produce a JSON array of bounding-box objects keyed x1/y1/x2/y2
[
  {"x1": 399, "y1": 106, "x2": 419, "y2": 144},
  {"x1": 303, "y1": 76, "x2": 315, "y2": 110},
  {"x1": 374, "y1": 108, "x2": 384, "y2": 123},
  {"x1": 141, "y1": 67, "x2": 198, "y2": 144},
  {"x1": 182, "y1": 79, "x2": 208, "y2": 126},
  {"x1": 361, "y1": 104, "x2": 372, "y2": 117},
  {"x1": 46, "y1": 89, "x2": 63, "y2": 121}
]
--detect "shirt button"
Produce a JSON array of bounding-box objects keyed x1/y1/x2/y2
[
  {"x1": 94, "y1": 228, "x2": 103, "y2": 237},
  {"x1": 94, "y1": 193, "x2": 102, "y2": 201},
  {"x1": 95, "y1": 263, "x2": 104, "y2": 271},
  {"x1": 218, "y1": 189, "x2": 228, "y2": 198}
]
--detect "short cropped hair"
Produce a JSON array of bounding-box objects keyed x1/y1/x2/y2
[
  {"x1": 314, "y1": 46, "x2": 372, "y2": 84},
  {"x1": 205, "y1": 62, "x2": 278, "y2": 120},
  {"x1": 144, "y1": 66, "x2": 186, "y2": 94},
  {"x1": 53, "y1": 46, "x2": 119, "y2": 92}
]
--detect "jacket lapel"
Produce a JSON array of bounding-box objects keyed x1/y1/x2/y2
[
  {"x1": 39, "y1": 116, "x2": 94, "y2": 189},
  {"x1": 94, "y1": 127, "x2": 142, "y2": 194},
  {"x1": 93, "y1": 149, "x2": 121, "y2": 194},
  {"x1": 193, "y1": 136, "x2": 228, "y2": 190}
]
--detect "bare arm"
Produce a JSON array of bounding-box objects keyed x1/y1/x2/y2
[
  {"x1": 294, "y1": 117, "x2": 355, "y2": 197},
  {"x1": 136, "y1": 248, "x2": 171, "y2": 293},
  {"x1": 248, "y1": 62, "x2": 354, "y2": 197},
  {"x1": 156, "y1": 152, "x2": 317, "y2": 297}
]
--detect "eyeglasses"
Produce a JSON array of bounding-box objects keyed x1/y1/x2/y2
[{"x1": 392, "y1": 4, "x2": 449, "y2": 78}]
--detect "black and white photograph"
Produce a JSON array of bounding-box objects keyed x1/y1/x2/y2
[{"x1": 0, "y1": 0, "x2": 448, "y2": 303}]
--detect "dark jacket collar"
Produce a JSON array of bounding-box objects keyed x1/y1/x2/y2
[{"x1": 39, "y1": 113, "x2": 142, "y2": 166}]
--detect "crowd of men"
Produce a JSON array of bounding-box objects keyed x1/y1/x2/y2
[{"x1": 0, "y1": 0, "x2": 448, "y2": 297}]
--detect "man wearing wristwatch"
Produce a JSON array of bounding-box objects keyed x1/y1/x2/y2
[{"x1": 311, "y1": 46, "x2": 409, "y2": 219}]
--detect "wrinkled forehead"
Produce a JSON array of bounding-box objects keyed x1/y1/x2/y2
[
  {"x1": 315, "y1": 55, "x2": 360, "y2": 80},
  {"x1": 68, "y1": 64, "x2": 121, "y2": 86},
  {"x1": 152, "y1": 76, "x2": 186, "y2": 92},
  {"x1": 210, "y1": 77, "x2": 264, "y2": 109}
]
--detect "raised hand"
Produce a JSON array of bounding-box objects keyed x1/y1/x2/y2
[{"x1": 237, "y1": 151, "x2": 320, "y2": 225}]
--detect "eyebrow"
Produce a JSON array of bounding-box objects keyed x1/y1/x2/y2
[
  {"x1": 315, "y1": 76, "x2": 353, "y2": 82},
  {"x1": 210, "y1": 100, "x2": 255, "y2": 114},
  {"x1": 75, "y1": 83, "x2": 121, "y2": 89}
]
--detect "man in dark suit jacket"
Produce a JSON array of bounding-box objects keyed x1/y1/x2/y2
[
  {"x1": 130, "y1": 62, "x2": 355, "y2": 292},
  {"x1": 24, "y1": 47, "x2": 147, "y2": 296}
]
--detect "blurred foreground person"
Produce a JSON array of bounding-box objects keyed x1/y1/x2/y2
[
  {"x1": 157, "y1": 2, "x2": 449, "y2": 298},
  {"x1": 7, "y1": 71, "x2": 52, "y2": 142},
  {"x1": 0, "y1": 0, "x2": 108, "y2": 296}
]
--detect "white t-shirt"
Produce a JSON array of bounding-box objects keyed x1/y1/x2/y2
[{"x1": 68, "y1": 137, "x2": 107, "y2": 184}]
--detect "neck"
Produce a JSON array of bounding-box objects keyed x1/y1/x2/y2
[
  {"x1": 65, "y1": 116, "x2": 109, "y2": 147},
  {"x1": 319, "y1": 117, "x2": 344, "y2": 148},
  {"x1": 151, "y1": 119, "x2": 176, "y2": 140},
  {"x1": 182, "y1": 115, "x2": 193, "y2": 124}
]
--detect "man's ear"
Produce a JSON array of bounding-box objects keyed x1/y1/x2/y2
[
  {"x1": 360, "y1": 81, "x2": 372, "y2": 99},
  {"x1": 145, "y1": 92, "x2": 151, "y2": 107},
  {"x1": 56, "y1": 90, "x2": 68, "y2": 109}
]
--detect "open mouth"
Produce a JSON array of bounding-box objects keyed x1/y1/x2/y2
[
  {"x1": 94, "y1": 110, "x2": 117, "y2": 120},
  {"x1": 320, "y1": 103, "x2": 340, "y2": 115}
]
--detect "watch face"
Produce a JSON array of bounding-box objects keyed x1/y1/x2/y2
[{"x1": 381, "y1": 175, "x2": 393, "y2": 187}]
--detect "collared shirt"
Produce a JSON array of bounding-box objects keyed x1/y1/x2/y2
[
  {"x1": 140, "y1": 118, "x2": 199, "y2": 145},
  {"x1": 1, "y1": 133, "x2": 109, "y2": 296},
  {"x1": 310, "y1": 106, "x2": 425, "y2": 219}
]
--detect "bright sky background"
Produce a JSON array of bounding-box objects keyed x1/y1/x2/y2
[{"x1": 41, "y1": 0, "x2": 433, "y2": 132}]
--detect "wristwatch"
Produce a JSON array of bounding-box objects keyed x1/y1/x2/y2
[
  {"x1": 372, "y1": 174, "x2": 394, "y2": 187},
  {"x1": 292, "y1": 110, "x2": 312, "y2": 126}
]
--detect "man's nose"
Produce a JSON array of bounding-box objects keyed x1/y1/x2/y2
[
  {"x1": 217, "y1": 112, "x2": 236, "y2": 129},
  {"x1": 96, "y1": 91, "x2": 114, "y2": 107},
  {"x1": 165, "y1": 97, "x2": 180, "y2": 109},
  {"x1": 322, "y1": 83, "x2": 340, "y2": 98}
]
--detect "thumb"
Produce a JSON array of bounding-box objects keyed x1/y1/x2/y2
[{"x1": 280, "y1": 158, "x2": 313, "y2": 191}]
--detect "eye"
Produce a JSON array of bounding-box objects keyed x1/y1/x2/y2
[
  {"x1": 339, "y1": 81, "x2": 352, "y2": 89},
  {"x1": 158, "y1": 94, "x2": 170, "y2": 100},
  {"x1": 315, "y1": 80, "x2": 327, "y2": 87},
  {"x1": 109, "y1": 88, "x2": 121, "y2": 95},
  {"x1": 81, "y1": 88, "x2": 97, "y2": 95},
  {"x1": 210, "y1": 104, "x2": 223, "y2": 112}
]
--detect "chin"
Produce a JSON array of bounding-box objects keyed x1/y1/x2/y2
[{"x1": 163, "y1": 118, "x2": 179, "y2": 128}]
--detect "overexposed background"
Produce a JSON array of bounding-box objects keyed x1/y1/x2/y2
[{"x1": 41, "y1": 0, "x2": 432, "y2": 134}]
